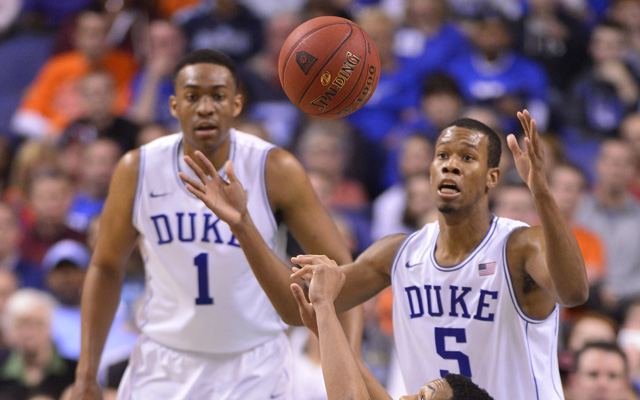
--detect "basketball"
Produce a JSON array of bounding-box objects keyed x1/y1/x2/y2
[{"x1": 278, "y1": 16, "x2": 380, "y2": 119}]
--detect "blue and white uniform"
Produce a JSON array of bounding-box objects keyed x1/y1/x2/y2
[
  {"x1": 118, "y1": 130, "x2": 291, "y2": 399},
  {"x1": 392, "y1": 216, "x2": 563, "y2": 400}
]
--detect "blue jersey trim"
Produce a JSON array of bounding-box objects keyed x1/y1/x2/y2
[
  {"x1": 173, "y1": 136, "x2": 196, "y2": 198},
  {"x1": 525, "y1": 322, "x2": 540, "y2": 400},
  {"x1": 132, "y1": 146, "x2": 146, "y2": 227},
  {"x1": 261, "y1": 147, "x2": 278, "y2": 232},
  {"x1": 430, "y1": 216, "x2": 497, "y2": 272},
  {"x1": 391, "y1": 231, "x2": 420, "y2": 279},
  {"x1": 501, "y1": 226, "x2": 558, "y2": 324},
  {"x1": 550, "y1": 310, "x2": 563, "y2": 399}
]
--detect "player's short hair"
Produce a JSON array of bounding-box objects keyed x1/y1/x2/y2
[
  {"x1": 443, "y1": 118, "x2": 502, "y2": 168},
  {"x1": 445, "y1": 373, "x2": 494, "y2": 400},
  {"x1": 574, "y1": 341, "x2": 629, "y2": 374},
  {"x1": 172, "y1": 49, "x2": 239, "y2": 91}
]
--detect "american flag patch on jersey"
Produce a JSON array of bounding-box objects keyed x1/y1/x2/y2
[{"x1": 478, "y1": 262, "x2": 496, "y2": 276}]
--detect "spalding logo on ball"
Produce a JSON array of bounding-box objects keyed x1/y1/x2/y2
[{"x1": 278, "y1": 16, "x2": 381, "y2": 119}]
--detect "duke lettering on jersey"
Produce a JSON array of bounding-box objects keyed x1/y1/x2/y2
[
  {"x1": 404, "y1": 285, "x2": 498, "y2": 321},
  {"x1": 150, "y1": 212, "x2": 241, "y2": 247}
]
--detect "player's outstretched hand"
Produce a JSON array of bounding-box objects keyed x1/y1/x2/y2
[
  {"x1": 506, "y1": 110, "x2": 550, "y2": 196},
  {"x1": 178, "y1": 151, "x2": 247, "y2": 228}
]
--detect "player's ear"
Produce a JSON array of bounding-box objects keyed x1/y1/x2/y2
[
  {"x1": 487, "y1": 167, "x2": 500, "y2": 189},
  {"x1": 232, "y1": 93, "x2": 243, "y2": 117},
  {"x1": 169, "y1": 95, "x2": 178, "y2": 119}
]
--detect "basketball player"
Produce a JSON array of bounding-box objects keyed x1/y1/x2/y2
[
  {"x1": 288, "y1": 258, "x2": 493, "y2": 400},
  {"x1": 180, "y1": 110, "x2": 588, "y2": 399},
  {"x1": 71, "y1": 49, "x2": 361, "y2": 399}
]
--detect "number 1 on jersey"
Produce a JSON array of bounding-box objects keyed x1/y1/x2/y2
[{"x1": 194, "y1": 253, "x2": 213, "y2": 305}]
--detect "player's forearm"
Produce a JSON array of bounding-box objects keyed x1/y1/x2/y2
[
  {"x1": 355, "y1": 354, "x2": 393, "y2": 400},
  {"x1": 533, "y1": 190, "x2": 588, "y2": 306},
  {"x1": 75, "y1": 265, "x2": 125, "y2": 381},
  {"x1": 338, "y1": 305, "x2": 364, "y2": 358},
  {"x1": 314, "y1": 301, "x2": 371, "y2": 400},
  {"x1": 230, "y1": 214, "x2": 304, "y2": 325}
]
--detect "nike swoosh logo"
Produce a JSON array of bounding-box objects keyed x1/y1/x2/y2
[
  {"x1": 405, "y1": 262, "x2": 421, "y2": 269},
  {"x1": 150, "y1": 192, "x2": 171, "y2": 198}
]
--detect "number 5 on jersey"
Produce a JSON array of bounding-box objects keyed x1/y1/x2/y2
[
  {"x1": 194, "y1": 253, "x2": 214, "y2": 305},
  {"x1": 435, "y1": 327, "x2": 472, "y2": 378}
]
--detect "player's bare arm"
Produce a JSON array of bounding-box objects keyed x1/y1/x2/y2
[
  {"x1": 265, "y1": 148, "x2": 364, "y2": 349},
  {"x1": 179, "y1": 148, "x2": 363, "y2": 340},
  {"x1": 291, "y1": 233, "x2": 405, "y2": 314},
  {"x1": 290, "y1": 260, "x2": 390, "y2": 400},
  {"x1": 72, "y1": 150, "x2": 141, "y2": 400},
  {"x1": 506, "y1": 110, "x2": 588, "y2": 318}
]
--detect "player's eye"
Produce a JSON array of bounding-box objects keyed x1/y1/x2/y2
[
  {"x1": 213, "y1": 93, "x2": 225, "y2": 101},
  {"x1": 463, "y1": 155, "x2": 474, "y2": 161},
  {"x1": 186, "y1": 93, "x2": 198, "y2": 101},
  {"x1": 437, "y1": 152, "x2": 447, "y2": 159}
]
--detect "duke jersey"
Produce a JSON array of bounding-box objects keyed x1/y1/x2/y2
[
  {"x1": 132, "y1": 130, "x2": 288, "y2": 354},
  {"x1": 392, "y1": 216, "x2": 563, "y2": 400}
]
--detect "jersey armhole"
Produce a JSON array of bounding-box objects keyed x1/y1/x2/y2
[
  {"x1": 390, "y1": 231, "x2": 420, "y2": 283},
  {"x1": 261, "y1": 146, "x2": 278, "y2": 232},
  {"x1": 131, "y1": 146, "x2": 146, "y2": 228}
]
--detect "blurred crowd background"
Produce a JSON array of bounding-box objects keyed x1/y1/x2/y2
[{"x1": 0, "y1": 0, "x2": 640, "y2": 399}]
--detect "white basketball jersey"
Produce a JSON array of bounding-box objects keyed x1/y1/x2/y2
[
  {"x1": 132, "y1": 130, "x2": 288, "y2": 354},
  {"x1": 392, "y1": 216, "x2": 563, "y2": 400}
]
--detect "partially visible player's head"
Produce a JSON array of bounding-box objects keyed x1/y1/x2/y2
[
  {"x1": 430, "y1": 118, "x2": 502, "y2": 214},
  {"x1": 400, "y1": 373, "x2": 493, "y2": 400},
  {"x1": 170, "y1": 49, "x2": 243, "y2": 155}
]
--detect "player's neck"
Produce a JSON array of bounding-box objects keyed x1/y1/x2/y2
[
  {"x1": 435, "y1": 210, "x2": 493, "y2": 265},
  {"x1": 182, "y1": 136, "x2": 231, "y2": 174}
]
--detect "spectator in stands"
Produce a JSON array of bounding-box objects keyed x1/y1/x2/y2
[
  {"x1": 567, "y1": 20, "x2": 640, "y2": 139},
  {"x1": 296, "y1": 121, "x2": 368, "y2": 212},
  {"x1": 2, "y1": 142, "x2": 60, "y2": 227},
  {"x1": 0, "y1": 203, "x2": 44, "y2": 289},
  {"x1": 20, "y1": 170, "x2": 84, "y2": 267},
  {"x1": 11, "y1": 11, "x2": 138, "y2": 140},
  {"x1": 128, "y1": 19, "x2": 186, "y2": 132},
  {"x1": 447, "y1": 15, "x2": 550, "y2": 132},
  {"x1": 549, "y1": 164, "x2": 606, "y2": 299},
  {"x1": 492, "y1": 183, "x2": 539, "y2": 225},
  {"x1": 63, "y1": 71, "x2": 140, "y2": 153},
  {"x1": 574, "y1": 139, "x2": 640, "y2": 321},
  {"x1": 371, "y1": 134, "x2": 432, "y2": 241},
  {"x1": 66, "y1": 139, "x2": 120, "y2": 233},
  {"x1": 42, "y1": 240, "x2": 89, "y2": 361},
  {"x1": 0, "y1": 269, "x2": 18, "y2": 359},
  {"x1": 394, "y1": 0, "x2": 469, "y2": 79},
  {"x1": 240, "y1": 13, "x2": 302, "y2": 148},
  {"x1": 0, "y1": 137, "x2": 12, "y2": 193},
  {"x1": 0, "y1": 289, "x2": 76, "y2": 400},
  {"x1": 401, "y1": 171, "x2": 437, "y2": 231},
  {"x1": 512, "y1": 0, "x2": 588, "y2": 91},
  {"x1": 618, "y1": 299, "x2": 640, "y2": 394},
  {"x1": 619, "y1": 112, "x2": 640, "y2": 200},
  {"x1": 568, "y1": 342, "x2": 633, "y2": 400},
  {"x1": 347, "y1": 7, "x2": 422, "y2": 195},
  {"x1": 566, "y1": 312, "x2": 618, "y2": 354},
  {"x1": 177, "y1": 0, "x2": 262, "y2": 64}
]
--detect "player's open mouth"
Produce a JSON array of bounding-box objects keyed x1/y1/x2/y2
[
  {"x1": 437, "y1": 181, "x2": 461, "y2": 198},
  {"x1": 195, "y1": 122, "x2": 218, "y2": 135}
]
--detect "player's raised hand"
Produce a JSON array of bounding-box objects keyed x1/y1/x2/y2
[
  {"x1": 506, "y1": 110, "x2": 550, "y2": 196},
  {"x1": 178, "y1": 151, "x2": 247, "y2": 228},
  {"x1": 290, "y1": 283, "x2": 318, "y2": 337},
  {"x1": 292, "y1": 255, "x2": 346, "y2": 305}
]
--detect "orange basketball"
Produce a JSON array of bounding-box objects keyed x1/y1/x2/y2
[{"x1": 278, "y1": 16, "x2": 380, "y2": 119}]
